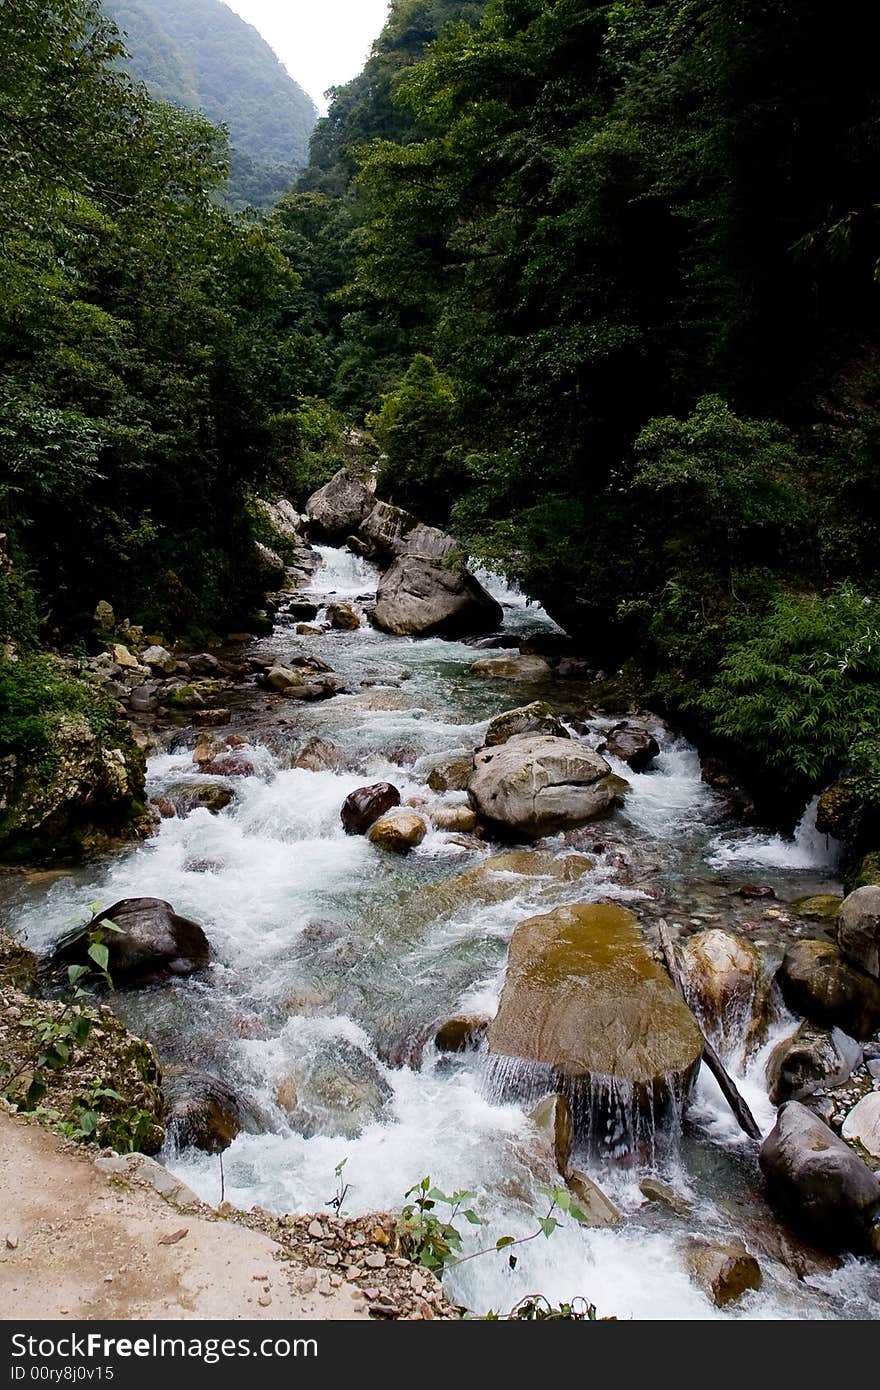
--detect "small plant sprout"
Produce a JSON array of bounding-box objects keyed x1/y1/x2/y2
[{"x1": 326, "y1": 1157, "x2": 350, "y2": 1216}]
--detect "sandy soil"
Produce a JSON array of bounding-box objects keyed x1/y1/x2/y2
[{"x1": 0, "y1": 1108, "x2": 368, "y2": 1320}]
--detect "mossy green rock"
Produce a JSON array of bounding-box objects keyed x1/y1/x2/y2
[
  {"x1": 483, "y1": 701, "x2": 569, "y2": 747},
  {"x1": 489, "y1": 902, "x2": 703, "y2": 1091},
  {"x1": 792, "y1": 894, "x2": 844, "y2": 923},
  {"x1": 0, "y1": 695, "x2": 146, "y2": 864},
  {"x1": 847, "y1": 851, "x2": 880, "y2": 894}
]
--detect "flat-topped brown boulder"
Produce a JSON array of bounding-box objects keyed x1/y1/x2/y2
[{"x1": 488, "y1": 903, "x2": 703, "y2": 1145}]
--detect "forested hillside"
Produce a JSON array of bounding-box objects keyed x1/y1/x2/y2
[
  {"x1": 110, "y1": 0, "x2": 317, "y2": 208},
  {"x1": 283, "y1": 0, "x2": 880, "y2": 823},
  {"x1": 2, "y1": 0, "x2": 879, "y2": 839}
]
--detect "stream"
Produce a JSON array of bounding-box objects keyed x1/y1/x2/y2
[{"x1": 3, "y1": 546, "x2": 879, "y2": 1320}]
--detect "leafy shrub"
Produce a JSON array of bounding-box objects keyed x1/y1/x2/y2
[
  {"x1": 701, "y1": 584, "x2": 880, "y2": 794},
  {"x1": 368, "y1": 354, "x2": 458, "y2": 523}
]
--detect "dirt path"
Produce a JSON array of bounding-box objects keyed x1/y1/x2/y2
[{"x1": 0, "y1": 1109, "x2": 367, "y2": 1320}]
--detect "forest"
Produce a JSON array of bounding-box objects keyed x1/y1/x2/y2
[{"x1": 1, "y1": 0, "x2": 879, "y2": 837}]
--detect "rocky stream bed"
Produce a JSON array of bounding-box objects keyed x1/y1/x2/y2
[{"x1": 2, "y1": 500, "x2": 879, "y2": 1320}]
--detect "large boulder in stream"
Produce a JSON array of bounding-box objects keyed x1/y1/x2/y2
[
  {"x1": 765, "y1": 1022, "x2": 863, "y2": 1106},
  {"x1": 837, "y1": 885, "x2": 880, "y2": 979},
  {"x1": 305, "y1": 469, "x2": 374, "y2": 541},
  {"x1": 163, "y1": 1072, "x2": 245, "y2": 1154},
  {"x1": 776, "y1": 938, "x2": 880, "y2": 1039},
  {"x1": 373, "y1": 555, "x2": 503, "y2": 638},
  {"x1": 759, "y1": 1101, "x2": 880, "y2": 1255},
  {"x1": 52, "y1": 897, "x2": 210, "y2": 986},
  {"x1": 600, "y1": 722, "x2": 661, "y2": 773},
  {"x1": 679, "y1": 929, "x2": 771, "y2": 1055},
  {"x1": 358, "y1": 500, "x2": 459, "y2": 563},
  {"x1": 488, "y1": 903, "x2": 704, "y2": 1147},
  {"x1": 468, "y1": 734, "x2": 624, "y2": 839}
]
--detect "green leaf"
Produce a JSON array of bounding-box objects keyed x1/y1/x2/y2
[
  {"x1": 496, "y1": 1235, "x2": 515, "y2": 1249},
  {"x1": 538, "y1": 1216, "x2": 560, "y2": 1239},
  {"x1": 87, "y1": 941, "x2": 109, "y2": 971},
  {"x1": 67, "y1": 964, "x2": 88, "y2": 984},
  {"x1": 463, "y1": 1209, "x2": 482, "y2": 1225}
]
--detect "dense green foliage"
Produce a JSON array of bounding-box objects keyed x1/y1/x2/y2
[
  {"x1": 109, "y1": 0, "x2": 317, "y2": 208},
  {"x1": 285, "y1": 0, "x2": 880, "y2": 814},
  {"x1": 0, "y1": 0, "x2": 325, "y2": 649}
]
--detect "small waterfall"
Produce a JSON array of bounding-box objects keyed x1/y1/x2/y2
[
  {"x1": 485, "y1": 1053, "x2": 695, "y2": 1164},
  {"x1": 707, "y1": 794, "x2": 843, "y2": 871},
  {"x1": 309, "y1": 544, "x2": 380, "y2": 597}
]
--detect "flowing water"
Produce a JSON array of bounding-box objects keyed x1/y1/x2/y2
[{"x1": 2, "y1": 547, "x2": 879, "y2": 1320}]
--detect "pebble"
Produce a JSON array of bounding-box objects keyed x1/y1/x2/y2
[
  {"x1": 308, "y1": 1219, "x2": 325, "y2": 1239},
  {"x1": 5, "y1": 1235, "x2": 18, "y2": 1251},
  {"x1": 258, "y1": 1294, "x2": 272, "y2": 1308},
  {"x1": 330, "y1": 1274, "x2": 343, "y2": 1287},
  {"x1": 350, "y1": 1232, "x2": 366, "y2": 1247},
  {"x1": 324, "y1": 1253, "x2": 339, "y2": 1267},
  {"x1": 365, "y1": 1251, "x2": 386, "y2": 1269}
]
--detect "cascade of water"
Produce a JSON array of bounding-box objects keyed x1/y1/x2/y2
[{"x1": 707, "y1": 794, "x2": 843, "y2": 871}]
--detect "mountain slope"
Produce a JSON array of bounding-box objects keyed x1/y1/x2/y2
[{"x1": 110, "y1": 0, "x2": 318, "y2": 205}]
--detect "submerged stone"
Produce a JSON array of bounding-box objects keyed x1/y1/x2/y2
[{"x1": 488, "y1": 903, "x2": 703, "y2": 1151}]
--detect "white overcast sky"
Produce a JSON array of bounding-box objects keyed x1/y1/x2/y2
[{"x1": 225, "y1": 1, "x2": 392, "y2": 111}]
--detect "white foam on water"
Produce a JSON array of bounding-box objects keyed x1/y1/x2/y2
[
  {"x1": 707, "y1": 796, "x2": 843, "y2": 872},
  {"x1": 310, "y1": 545, "x2": 380, "y2": 597}
]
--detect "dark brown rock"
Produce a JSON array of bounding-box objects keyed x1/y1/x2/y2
[{"x1": 341, "y1": 783, "x2": 401, "y2": 836}]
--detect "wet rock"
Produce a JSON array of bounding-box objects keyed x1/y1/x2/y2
[
  {"x1": 776, "y1": 939, "x2": 880, "y2": 1039},
  {"x1": 766, "y1": 1022, "x2": 863, "y2": 1106},
  {"x1": 166, "y1": 780, "x2": 235, "y2": 814},
  {"x1": 470, "y1": 654, "x2": 552, "y2": 681},
  {"x1": 483, "y1": 702, "x2": 569, "y2": 748},
  {"x1": 202, "y1": 752, "x2": 257, "y2": 778},
  {"x1": 358, "y1": 501, "x2": 459, "y2": 563},
  {"x1": 192, "y1": 734, "x2": 223, "y2": 766},
  {"x1": 488, "y1": 903, "x2": 704, "y2": 1140},
  {"x1": 284, "y1": 1039, "x2": 392, "y2": 1140},
  {"x1": 374, "y1": 555, "x2": 503, "y2": 638},
  {"x1": 679, "y1": 928, "x2": 770, "y2": 1054},
  {"x1": 286, "y1": 601, "x2": 319, "y2": 622},
  {"x1": 327, "y1": 602, "x2": 360, "y2": 631},
  {"x1": 687, "y1": 1239, "x2": 762, "y2": 1307},
  {"x1": 837, "y1": 885, "x2": 880, "y2": 979},
  {"x1": 368, "y1": 809, "x2": 428, "y2": 854},
  {"x1": 191, "y1": 709, "x2": 231, "y2": 728},
  {"x1": 141, "y1": 645, "x2": 176, "y2": 676},
  {"x1": 759, "y1": 1101, "x2": 880, "y2": 1254},
  {"x1": 435, "y1": 1016, "x2": 490, "y2": 1054},
  {"x1": 600, "y1": 723, "x2": 660, "y2": 772},
  {"x1": 188, "y1": 652, "x2": 222, "y2": 677},
  {"x1": 639, "y1": 1178, "x2": 691, "y2": 1215},
  {"x1": 468, "y1": 734, "x2": 622, "y2": 839},
  {"x1": 738, "y1": 885, "x2": 776, "y2": 900},
  {"x1": 425, "y1": 752, "x2": 473, "y2": 793},
  {"x1": 305, "y1": 469, "x2": 374, "y2": 542},
  {"x1": 283, "y1": 676, "x2": 344, "y2": 702},
  {"x1": 341, "y1": 783, "x2": 401, "y2": 836},
  {"x1": 151, "y1": 797, "x2": 176, "y2": 820},
  {"x1": 52, "y1": 897, "x2": 211, "y2": 986},
  {"x1": 841, "y1": 1094, "x2": 880, "y2": 1158},
  {"x1": 129, "y1": 684, "x2": 159, "y2": 713},
  {"x1": 529, "y1": 1092, "x2": 573, "y2": 1175},
  {"x1": 254, "y1": 541, "x2": 286, "y2": 589},
  {"x1": 261, "y1": 664, "x2": 306, "y2": 693},
  {"x1": 566, "y1": 1171, "x2": 622, "y2": 1227},
  {"x1": 293, "y1": 739, "x2": 343, "y2": 773},
  {"x1": 163, "y1": 1072, "x2": 243, "y2": 1154},
  {"x1": 0, "y1": 701, "x2": 146, "y2": 864},
  {"x1": 428, "y1": 804, "x2": 477, "y2": 833},
  {"x1": 792, "y1": 894, "x2": 843, "y2": 924},
  {"x1": 416, "y1": 850, "x2": 594, "y2": 926}
]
